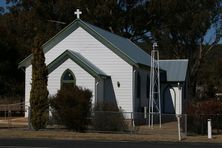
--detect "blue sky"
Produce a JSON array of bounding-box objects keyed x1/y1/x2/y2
[{"x1": 0, "y1": 0, "x2": 6, "y2": 7}]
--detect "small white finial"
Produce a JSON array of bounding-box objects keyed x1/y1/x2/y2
[
  {"x1": 74, "y1": 9, "x2": 82, "y2": 19},
  {"x1": 153, "y1": 42, "x2": 158, "y2": 50}
]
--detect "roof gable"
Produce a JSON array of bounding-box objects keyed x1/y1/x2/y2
[
  {"x1": 19, "y1": 19, "x2": 151, "y2": 69},
  {"x1": 47, "y1": 50, "x2": 108, "y2": 78}
]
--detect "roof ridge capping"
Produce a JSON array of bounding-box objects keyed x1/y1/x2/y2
[
  {"x1": 79, "y1": 19, "x2": 152, "y2": 67},
  {"x1": 81, "y1": 20, "x2": 151, "y2": 58},
  {"x1": 42, "y1": 18, "x2": 81, "y2": 49},
  {"x1": 18, "y1": 19, "x2": 82, "y2": 68},
  {"x1": 80, "y1": 19, "x2": 130, "y2": 41},
  {"x1": 79, "y1": 20, "x2": 140, "y2": 67}
]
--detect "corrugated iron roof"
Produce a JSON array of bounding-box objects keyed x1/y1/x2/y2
[
  {"x1": 159, "y1": 59, "x2": 188, "y2": 82},
  {"x1": 82, "y1": 21, "x2": 152, "y2": 67}
]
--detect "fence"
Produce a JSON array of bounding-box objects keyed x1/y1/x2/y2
[
  {"x1": 187, "y1": 114, "x2": 222, "y2": 135},
  {"x1": 3, "y1": 104, "x2": 222, "y2": 138},
  {"x1": 47, "y1": 111, "x2": 187, "y2": 137},
  {"x1": 0, "y1": 102, "x2": 29, "y2": 128}
]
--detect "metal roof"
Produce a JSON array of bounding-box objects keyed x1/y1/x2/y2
[
  {"x1": 47, "y1": 50, "x2": 109, "y2": 78},
  {"x1": 83, "y1": 21, "x2": 152, "y2": 67},
  {"x1": 18, "y1": 19, "x2": 152, "y2": 69},
  {"x1": 159, "y1": 59, "x2": 188, "y2": 82},
  {"x1": 18, "y1": 19, "x2": 188, "y2": 82}
]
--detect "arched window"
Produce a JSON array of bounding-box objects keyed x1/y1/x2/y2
[
  {"x1": 137, "y1": 73, "x2": 141, "y2": 98},
  {"x1": 61, "y1": 69, "x2": 76, "y2": 87},
  {"x1": 146, "y1": 75, "x2": 150, "y2": 98}
]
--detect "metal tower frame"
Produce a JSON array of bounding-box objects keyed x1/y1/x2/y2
[{"x1": 149, "y1": 42, "x2": 161, "y2": 128}]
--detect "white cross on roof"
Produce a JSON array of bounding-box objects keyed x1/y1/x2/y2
[{"x1": 74, "y1": 9, "x2": 82, "y2": 19}]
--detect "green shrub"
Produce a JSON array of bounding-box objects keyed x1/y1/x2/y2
[
  {"x1": 92, "y1": 103, "x2": 127, "y2": 132},
  {"x1": 50, "y1": 85, "x2": 92, "y2": 132},
  {"x1": 30, "y1": 36, "x2": 49, "y2": 130}
]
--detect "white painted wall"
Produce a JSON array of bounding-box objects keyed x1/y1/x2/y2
[
  {"x1": 48, "y1": 59, "x2": 95, "y2": 98},
  {"x1": 24, "y1": 59, "x2": 95, "y2": 117},
  {"x1": 45, "y1": 27, "x2": 133, "y2": 112},
  {"x1": 174, "y1": 86, "x2": 182, "y2": 115},
  {"x1": 25, "y1": 26, "x2": 133, "y2": 116},
  {"x1": 25, "y1": 66, "x2": 32, "y2": 117},
  {"x1": 161, "y1": 84, "x2": 182, "y2": 114}
]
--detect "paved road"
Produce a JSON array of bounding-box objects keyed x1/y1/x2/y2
[{"x1": 0, "y1": 138, "x2": 221, "y2": 148}]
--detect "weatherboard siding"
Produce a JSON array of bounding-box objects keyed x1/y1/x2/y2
[
  {"x1": 24, "y1": 66, "x2": 31, "y2": 117},
  {"x1": 44, "y1": 27, "x2": 133, "y2": 112},
  {"x1": 24, "y1": 59, "x2": 95, "y2": 117},
  {"x1": 48, "y1": 59, "x2": 95, "y2": 101}
]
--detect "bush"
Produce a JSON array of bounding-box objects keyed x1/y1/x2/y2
[
  {"x1": 186, "y1": 100, "x2": 222, "y2": 134},
  {"x1": 92, "y1": 103, "x2": 127, "y2": 132},
  {"x1": 50, "y1": 85, "x2": 92, "y2": 132}
]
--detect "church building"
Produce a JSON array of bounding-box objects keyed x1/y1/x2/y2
[{"x1": 19, "y1": 12, "x2": 188, "y2": 117}]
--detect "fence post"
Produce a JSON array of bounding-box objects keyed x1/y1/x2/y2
[
  {"x1": 208, "y1": 119, "x2": 212, "y2": 139},
  {"x1": 130, "y1": 112, "x2": 133, "y2": 134},
  {"x1": 144, "y1": 106, "x2": 147, "y2": 119},
  {"x1": 28, "y1": 106, "x2": 32, "y2": 130},
  {"x1": 131, "y1": 112, "x2": 135, "y2": 134},
  {"x1": 177, "y1": 115, "x2": 181, "y2": 141},
  {"x1": 185, "y1": 114, "x2": 187, "y2": 136}
]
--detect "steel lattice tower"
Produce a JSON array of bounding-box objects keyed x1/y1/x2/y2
[{"x1": 149, "y1": 42, "x2": 161, "y2": 128}]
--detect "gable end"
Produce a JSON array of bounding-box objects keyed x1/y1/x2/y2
[
  {"x1": 19, "y1": 19, "x2": 141, "y2": 69},
  {"x1": 47, "y1": 50, "x2": 109, "y2": 79}
]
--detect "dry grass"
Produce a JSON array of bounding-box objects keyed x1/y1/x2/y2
[
  {"x1": 0, "y1": 129, "x2": 221, "y2": 143},
  {"x1": 0, "y1": 117, "x2": 221, "y2": 143},
  {"x1": 0, "y1": 129, "x2": 179, "y2": 142},
  {"x1": 136, "y1": 122, "x2": 178, "y2": 135},
  {"x1": 0, "y1": 117, "x2": 27, "y2": 128}
]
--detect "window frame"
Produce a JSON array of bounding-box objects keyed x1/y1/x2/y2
[{"x1": 61, "y1": 69, "x2": 76, "y2": 87}]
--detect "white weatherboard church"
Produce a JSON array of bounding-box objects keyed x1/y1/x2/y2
[{"x1": 19, "y1": 10, "x2": 188, "y2": 117}]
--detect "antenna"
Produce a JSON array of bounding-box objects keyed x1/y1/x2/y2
[
  {"x1": 48, "y1": 20, "x2": 66, "y2": 25},
  {"x1": 149, "y1": 42, "x2": 161, "y2": 128}
]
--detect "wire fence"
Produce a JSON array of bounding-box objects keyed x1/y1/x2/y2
[
  {"x1": 187, "y1": 114, "x2": 222, "y2": 135},
  {"x1": 1, "y1": 103, "x2": 222, "y2": 138},
  {"x1": 0, "y1": 103, "x2": 187, "y2": 138},
  {"x1": 0, "y1": 102, "x2": 28, "y2": 128},
  {"x1": 47, "y1": 111, "x2": 187, "y2": 137}
]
